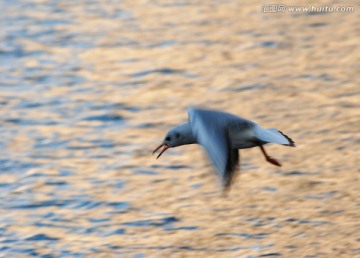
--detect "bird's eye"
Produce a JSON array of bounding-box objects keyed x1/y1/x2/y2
[
  {"x1": 175, "y1": 133, "x2": 180, "y2": 138},
  {"x1": 165, "y1": 136, "x2": 171, "y2": 141}
]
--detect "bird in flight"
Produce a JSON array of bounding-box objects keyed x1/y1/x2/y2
[{"x1": 153, "y1": 107, "x2": 295, "y2": 192}]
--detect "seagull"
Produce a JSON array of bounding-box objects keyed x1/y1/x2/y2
[{"x1": 153, "y1": 107, "x2": 295, "y2": 191}]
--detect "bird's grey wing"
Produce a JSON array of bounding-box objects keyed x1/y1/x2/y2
[
  {"x1": 254, "y1": 126, "x2": 295, "y2": 146},
  {"x1": 188, "y1": 107, "x2": 240, "y2": 190}
]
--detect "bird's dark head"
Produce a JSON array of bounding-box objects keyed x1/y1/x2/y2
[{"x1": 153, "y1": 123, "x2": 196, "y2": 159}]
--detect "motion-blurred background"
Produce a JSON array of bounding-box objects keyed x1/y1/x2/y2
[{"x1": 0, "y1": 0, "x2": 359, "y2": 257}]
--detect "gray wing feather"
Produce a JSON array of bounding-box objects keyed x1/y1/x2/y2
[
  {"x1": 188, "y1": 107, "x2": 240, "y2": 190},
  {"x1": 254, "y1": 126, "x2": 295, "y2": 146}
]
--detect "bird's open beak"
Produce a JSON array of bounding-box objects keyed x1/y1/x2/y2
[{"x1": 153, "y1": 143, "x2": 170, "y2": 159}]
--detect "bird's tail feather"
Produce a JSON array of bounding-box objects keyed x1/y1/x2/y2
[{"x1": 255, "y1": 126, "x2": 295, "y2": 147}]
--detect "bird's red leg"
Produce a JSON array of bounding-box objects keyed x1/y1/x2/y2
[{"x1": 259, "y1": 145, "x2": 282, "y2": 167}]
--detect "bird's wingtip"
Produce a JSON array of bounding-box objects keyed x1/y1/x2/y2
[{"x1": 278, "y1": 130, "x2": 296, "y2": 147}]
